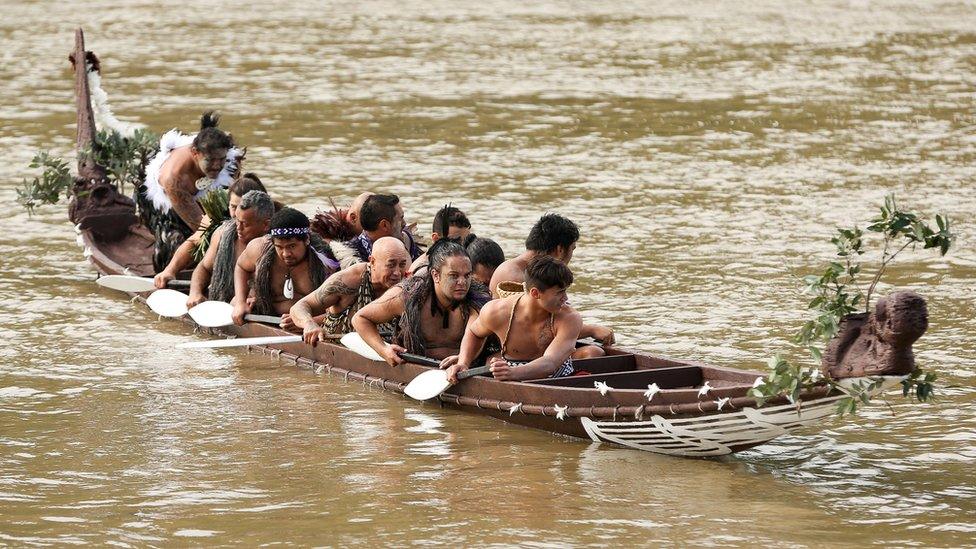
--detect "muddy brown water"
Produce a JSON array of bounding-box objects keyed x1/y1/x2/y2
[{"x1": 1, "y1": 1, "x2": 974, "y2": 546}]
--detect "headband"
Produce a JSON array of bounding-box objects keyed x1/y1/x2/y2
[{"x1": 270, "y1": 227, "x2": 309, "y2": 237}]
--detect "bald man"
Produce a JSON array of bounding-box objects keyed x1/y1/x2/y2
[{"x1": 291, "y1": 236, "x2": 411, "y2": 344}]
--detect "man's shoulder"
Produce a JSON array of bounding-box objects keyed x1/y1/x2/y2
[
  {"x1": 338, "y1": 262, "x2": 367, "y2": 283},
  {"x1": 243, "y1": 235, "x2": 269, "y2": 255},
  {"x1": 555, "y1": 306, "x2": 583, "y2": 327}
]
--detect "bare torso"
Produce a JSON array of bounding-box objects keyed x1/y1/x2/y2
[
  {"x1": 488, "y1": 251, "x2": 533, "y2": 296},
  {"x1": 412, "y1": 294, "x2": 471, "y2": 359},
  {"x1": 158, "y1": 145, "x2": 205, "y2": 229}
]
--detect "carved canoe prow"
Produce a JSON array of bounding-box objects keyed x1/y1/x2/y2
[
  {"x1": 821, "y1": 291, "x2": 928, "y2": 379},
  {"x1": 67, "y1": 28, "x2": 139, "y2": 242}
]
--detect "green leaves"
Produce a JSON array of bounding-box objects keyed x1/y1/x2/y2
[
  {"x1": 17, "y1": 152, "x2": 73, "y2": 216},
  {"x1": 193, "y1": 189, "x2": 231, "y2": 261},
  {"x1": 81, "y1": 128, "x2": 159, "y2": 195},
  {"x1": 21, "y1": 127, "x2": 160, "y2": 215},
  {"x1": 752, "y1": 193, "x2": 948, "y2": 417}
]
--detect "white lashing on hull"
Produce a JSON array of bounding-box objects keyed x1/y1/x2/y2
[{"x1": 579, "y1": 376, "x2": 904, "y2": 456}]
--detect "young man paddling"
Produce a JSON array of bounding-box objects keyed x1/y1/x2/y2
[
  {"x1": 290, "y1": 236, "x2": 410, "y2": 343},
  {"x1": 445, "y1": 255, "x2": 582, "y2": 382},
  {"x1": 231, "y1": 208, "x2": 340, "y2": 330},
  {"x1": 409, "y1": 204, "x2": 475, "y2": 276},
  {"x1": 352, "y1": 240, "x2": 490, "y2": 366},
  {"x1": 185, "y1": 190, "x2": 274, "y2": 307},
  {"x1": 489, "y1": 213, "x2": 615, "y2": 354}
]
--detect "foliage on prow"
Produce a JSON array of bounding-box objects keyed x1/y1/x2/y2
[
  {"x1": 18, "y1": 127, "x2": 159, "y2": 216},
  {"x1": 749, "y1": 194, "x2": 953, "y2": 415}
]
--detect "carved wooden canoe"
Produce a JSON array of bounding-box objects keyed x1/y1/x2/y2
[{"x1": 65, "y1": 27, "x2": 900, "y2": 457}]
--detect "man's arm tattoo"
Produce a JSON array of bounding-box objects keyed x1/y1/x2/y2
[{"x1": 317, "y1": 278, "x2": 358, "y2": 302}]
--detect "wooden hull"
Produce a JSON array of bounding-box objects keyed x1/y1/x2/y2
[{"x1": 70, "y1": 220, "x2": 903, "y2": 458}]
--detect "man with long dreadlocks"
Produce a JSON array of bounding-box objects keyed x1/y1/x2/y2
[
  {"x1": 352, "y1": 240, "x2": 491, "y2": 366},
  {"x1": 138, "y1": 111, "x2": 243, "y2": 271},
  {"x1": 185, "y1": 190, "x2": 274, "y2": 308},
  {"x1": 231, "y1": 207, "x2": 340, "y2": 331},
  {"x1": 290, "y1": 237, "x2": 410, "y2": 344}
]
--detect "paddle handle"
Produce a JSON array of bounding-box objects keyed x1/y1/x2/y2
[
  {"x1": 167, "y1": 280, "x2": 191, "y2": 289},
  {"x1": 399, "y1": 353, "x2": 442, "y2": 367},
  {"x1": 244, "y1": 314, "x2": 281, "y2": 325},
  {"x1": 457, "y1": 365, "x2": 491, "y2": 380}
]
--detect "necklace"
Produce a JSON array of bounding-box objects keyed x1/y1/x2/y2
[{"x1": 283, "y1": 273, "x2": 294, "y2": 299}]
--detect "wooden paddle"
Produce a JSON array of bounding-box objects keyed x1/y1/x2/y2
[
  {"x1": 146, "y1": 289, "x2": 189, "y2": 318},
  {"x1": 339, "y1": 333, "x2": 488, "y2": 400},
  {"x1": 97, "y1": 275, "x2": 190, "y2": 293},
  {"x1": 187, "y1": 300, "x2": 281, "y2": 327},
  {"x1": 177, "y1": 335, "x2": 302, "y2": 349}
]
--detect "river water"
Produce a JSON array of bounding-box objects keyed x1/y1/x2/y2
[{"x1": 1, "y1": 0, "x2": 974, "y2": 546}]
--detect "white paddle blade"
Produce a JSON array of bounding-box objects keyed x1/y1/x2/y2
[
  {"x1": 340, "y1": 332, "x2": 385, "y2": 362},
  {"x1": 404, "y1": 369, "x2": 453, "y2": 400},
  {"x1": 177, "y1": 335, "x2": 302, "y2": 349},
  {"x1": 189, "y1": 301, "x2": 235, "y2": 327},
  {"x1": 146, "y1": 289, "x2": 189, "y2": 318},
  {"x1": 96, "y1": 275, "x2": 156, "y2": 293}
]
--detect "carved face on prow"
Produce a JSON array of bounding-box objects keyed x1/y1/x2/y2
[{"x1": 875, "y1": 291, "x2": 928, "y2": 346}]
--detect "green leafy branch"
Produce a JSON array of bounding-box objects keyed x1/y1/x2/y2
[
  {"x1": 80, "y1": 128, "x2": 159, "y2": 195},
  {"x1": 19, "y1": 127, "x2": 159, "y2": 216},
  {"x1": 193, "y1": 189, "x2": 230, "y2": 262},
  {"x1": 749, "y1": 194, "x2": 953, "y2": 415},
  {"x1": 17, "y1": 152, "x2": 74, "y2": 216}
]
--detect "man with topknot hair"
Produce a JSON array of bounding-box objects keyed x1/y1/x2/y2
[{"x1": 138, "y1": 111, "x2": 243, "y2": 271}]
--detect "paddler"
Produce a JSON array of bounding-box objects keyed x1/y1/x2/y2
[
  {"x1": 290, "y1": 237, "x2": 410, "y2": 344},
  {"x1": 342, "y1": 194, "x2": 423, "y2": 263},
  {"x1": 489, "y1": 212, "x2": 614, "y2": 355},
  {"x1": 231, "y1": 207, "x2": 340, "y2": 330},
  {"x1": 408, "y1": 204, "x2": 475, "y2": 276},
  {"x1": 185, "y1": 190, "x2": 274, "y2": 307},
  {"x1": 138, "y1": 111, "x2": 243, "y2": 271},
  {"x1": 465, "y1": 237, "x2": 504, "y2": 286},
  {"x1": 153, "y1": 173, "x2": 269, "y2": 289},
  {"x1": 352, "y1": 240, "x2": 490, "y2": 366},
  {"x1": 445, "y1": 255, "x2": 584, "y2": 382}
]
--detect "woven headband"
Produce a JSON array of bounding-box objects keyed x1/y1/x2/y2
[{"x1": 270, "y1": 227, "x2": 309, "y2": 237}]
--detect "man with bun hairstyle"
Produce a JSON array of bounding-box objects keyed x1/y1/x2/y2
[
  {"x1": 139, "y1": 111, "x2": 243, "y2": 270},
  {"x1": 232, "y1": 207, "x2": 339, "y2": 330}
]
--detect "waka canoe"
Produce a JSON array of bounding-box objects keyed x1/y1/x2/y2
[{"x1": 65, "y1": 27, "x2": 902, "y2": 457}]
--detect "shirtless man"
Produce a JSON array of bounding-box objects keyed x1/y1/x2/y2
[
  {"x1": 153, "y1": 173, "x2": 268, "y2": 289},
  {"x1": 231, "y1": 207, "x2": 338, "y2": 330},
  {"x1": 353, "y1": 240, "x2": 490, "y2": 366},
  {"x1": 139, "y1": 112, "x2": 241, "y2": 271},
  {"x1": 185, "y1": 190, "x2": 274, "y2": 307},
  {"x1": 291, "y1": 237, "x2": 410, "y2": 343},
  {"x1": 445, "y1": 255, "x2": 582, "y2": 382},
  {"x1": 489, "y1": 212, "x2": 614, "y2": 353}
]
